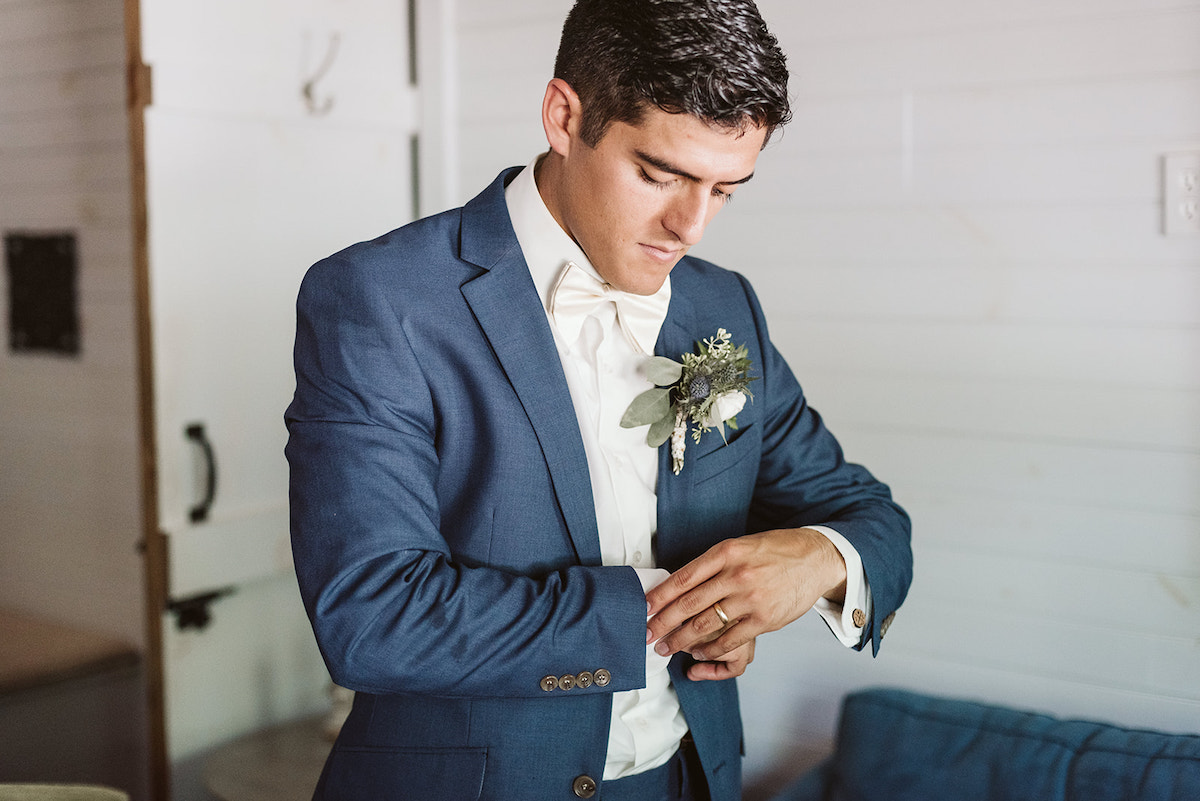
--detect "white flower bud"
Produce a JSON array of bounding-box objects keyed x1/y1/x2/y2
[{"x1": 703, "y1": 391, "x2": 746, "y2": 429}]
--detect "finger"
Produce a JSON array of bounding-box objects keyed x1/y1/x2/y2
[
  {"x1": 686, "y1": 660, "x2": 744, "y2": 681},
  {"x1": 688, "y1": 621, "x2": 755, "y2": 663},
  {"x1": 644, "y1": 548, "x2": 728, "y2": 614},
  {"x1": 653, "y1": 600, "x2": 738, "y2": 656},
  {"x1": 647, "y1": 574, "x2": 740, "y2": 643},
  {"x1": 687, "y1": 641, "x2": 755, "y2": 681}
]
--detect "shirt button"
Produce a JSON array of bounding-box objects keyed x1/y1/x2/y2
[
  {"x1": 852, "y1": 608, "x2": 866, "y2": 628},
  {"x1": 632, "y1": 550, "x2": 644, "y2": 565}
]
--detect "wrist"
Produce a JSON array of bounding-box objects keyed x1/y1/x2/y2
[{"x1": 799, "y1": 527, "x2": 848, "y2": 605}]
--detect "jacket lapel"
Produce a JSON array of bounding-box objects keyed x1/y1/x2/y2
[
  {"x1": 653, "y1": 290, "x2": 699, "y2": 572},
  {"x1": 458, "y1": 170, "x2": 603, "y2": 566}
]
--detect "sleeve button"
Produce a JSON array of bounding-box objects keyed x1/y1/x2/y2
[
  {"x1": 593, "y1": 669, "x2": 611, "y2": 687},
  {"x1": 558, "y1": 674, "x2": 576, "y2": 691},
  {"x1": 576, "y1": 671, "x2": 594, "y2": 688},
  {"x1": 540, "y1": 675, "x2": 559, "y2": 692}
]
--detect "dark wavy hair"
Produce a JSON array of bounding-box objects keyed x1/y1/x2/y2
[{"x1": 554, "y1": 0, "x2": 792, "y2": 147}]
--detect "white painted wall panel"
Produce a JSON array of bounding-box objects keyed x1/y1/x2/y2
[
  {"x1": 800, "y1": 373, "x2": 1200, "y2": 452},
  {"x1": 916, "y1": 549, "x2": 1200, "y2": 638},
  {"x1": 765, "y1": 0, "x2": 1200, "y2": 44},
  {"x1": 907, "y1": 491, "x2": 1200, "y2": 572},
  {"x1": 0, "y1": 110, "x2": 129, "y2": 152},
  {"x1": 0, "y1": 0, "x2": 124, "y2": 42},
  {"x1": 0, "y1": 26, "x2": 124, "y2": 78},
  {"x1": 747, "y1": 264, "x2": 1200, "y2": 328},
  {"x1": 786, "y1": 10, "x2": 1200, "y2": 96},
  {"x1": 0, "y1": 0, "x2": 143, "y2": 647},
  {"x1": 719, "y1": 205, "x2": 1197, "y2": 265},
  {"x1": 770, "y1": 319, "x2": 1200, "y2": 390},
  {"x1": 843, "y1": 431, "x2": 1199, "y2": 513},
  {"x1": 447, "y1": 1, "x2": 1200, "y2": 796}
]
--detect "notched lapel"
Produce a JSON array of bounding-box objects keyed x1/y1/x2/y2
[
  {"x1": 459, "y1": 173, "x2": 602, "y2": 566},
  {"x1": 653, "y1": 293, "x2": 699, "y2": 572}
]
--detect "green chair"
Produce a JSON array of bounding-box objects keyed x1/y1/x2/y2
[{"x1": 0, "y1": 787, "x2": 129, "y2": 801}]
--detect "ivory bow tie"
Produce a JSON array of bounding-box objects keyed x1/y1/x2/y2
[{"x1": 549, "y1": 261, "x2": 670, "y2": 355}]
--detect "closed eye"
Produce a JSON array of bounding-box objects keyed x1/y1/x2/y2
[
  {"x1": 641, "y1": 168, "x2": 734, "y2": 203},
  {"x1": 639, "y1": 168, "x2": 668, "y2": 188}
]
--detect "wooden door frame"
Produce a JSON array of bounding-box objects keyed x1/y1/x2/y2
[{"x1": 124, "y1": 0, "x2": 169, "y2": 798}]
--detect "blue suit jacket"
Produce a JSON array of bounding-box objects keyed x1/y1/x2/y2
[{"x1": 285, "y1": 168, "x2": 912, "y2": 800}]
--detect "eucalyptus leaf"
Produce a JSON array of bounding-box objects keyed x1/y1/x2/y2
[
  {"x1": 646, "y1": 413, "x2": 676, "y2": 448},
  {"x1": 620, "y1": 387, "x2": 672, "y2": 428},
  {"x1": 644, "y1": 356, "x2": 683, "y2": 386}
]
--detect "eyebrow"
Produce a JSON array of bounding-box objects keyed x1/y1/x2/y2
[{"x1": 635, "y1": 150, "x2": 756, "y2": 187}]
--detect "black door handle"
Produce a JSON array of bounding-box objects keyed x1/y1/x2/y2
[{"x1": 185, "y1": 422, "x2": 217, "y2": 523}]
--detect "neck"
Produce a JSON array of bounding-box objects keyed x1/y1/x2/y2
[{"x1": 533, "y1": 151, "x2": 573, "y2": 243}]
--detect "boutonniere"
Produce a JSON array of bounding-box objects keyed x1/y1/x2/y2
[{"x1": 620, "y1": 328, "x2": 755, "y2": 475}]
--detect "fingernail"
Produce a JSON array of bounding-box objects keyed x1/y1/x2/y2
[
  {"x1": 646, "y1": 627, "x2": 654, "y2": 644},
  {"x1": 655, "y1": 641, "x2": 670, "y2": 656}
]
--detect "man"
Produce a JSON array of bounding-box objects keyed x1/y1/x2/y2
[{"x1": 285, "y1": 1, "x2": 912, "y2": 799}]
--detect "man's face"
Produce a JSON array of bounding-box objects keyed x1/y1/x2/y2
[{"x1": 545, "y1": 106, "x2": 767, "y2": 296}]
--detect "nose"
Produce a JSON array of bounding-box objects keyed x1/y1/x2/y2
[{"x1": 662, "y1": 187, "x2": 712, "y2": 247}]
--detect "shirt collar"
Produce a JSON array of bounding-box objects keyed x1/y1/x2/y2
[{"x1": 504, "y1": 154, "x2": 672, "y2": 329}]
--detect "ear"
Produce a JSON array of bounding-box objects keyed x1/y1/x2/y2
[{"x1": 542, "y1": 78, "x2": 582, "y2": 157}]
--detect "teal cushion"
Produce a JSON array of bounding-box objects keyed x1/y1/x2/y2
[
  {"x1": 1069, "y1": 727, "x2": 1200, "y2": 801},
  {"x1": 802, "y1": 689, "x2": 1200, "y2": 801}
]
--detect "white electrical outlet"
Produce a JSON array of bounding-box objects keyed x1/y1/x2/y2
[{"x1": 1163, "y1": 151, "x2": 1200, "y2": 236}]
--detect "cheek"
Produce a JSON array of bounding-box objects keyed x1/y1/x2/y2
[{"x1": 622, "y1": 189, "x2": 670, "y2": 235}]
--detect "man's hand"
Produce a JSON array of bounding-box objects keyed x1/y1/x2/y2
[
  {"x1": 645, "y1": 528, "x2": 848, "y2": 663},
  {"x1": 685, "y1": 638, "x2": 756, "y2": 681}
]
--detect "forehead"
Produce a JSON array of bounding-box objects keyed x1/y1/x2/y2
[{"x1": 604, "y1": 107, "x2": 767, "y2": 181}]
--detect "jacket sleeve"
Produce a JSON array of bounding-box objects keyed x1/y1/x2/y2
[
  {"x1": 736, "y1": 273, "x2": 913, "y2": 655},
  {"x1": 285, "y1": 255, "x2": 649, "y2": 697}
]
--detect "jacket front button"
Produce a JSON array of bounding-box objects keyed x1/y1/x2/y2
[
  {"x1": 541, "y1": 675, "x2": 559, "y2": 692},
  {"x1": 593, "y1": 669, "x2": 611, "y2": 687},
  {"x1": 572, "y1": 775, "x2": 597, "y2": 798}
]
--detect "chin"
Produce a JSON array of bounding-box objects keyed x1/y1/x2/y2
[{"x1": 622, "y1": 275, "x2": 670, "y2": 296}]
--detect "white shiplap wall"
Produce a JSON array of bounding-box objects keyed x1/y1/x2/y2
[
  {"x1": 451, "y1": 0, "x2": 1200, "y2": 794},
  {"x1": 0, "y1": 0, "x2": 144, "y2": 647}
]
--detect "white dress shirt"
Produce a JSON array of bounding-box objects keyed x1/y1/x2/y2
[{"x1": 504, "y1": 156, "x2": 871, "y2": 780}]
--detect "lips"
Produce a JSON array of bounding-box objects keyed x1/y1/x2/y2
[{"x1": 640, "y1": 243, "x2": 682, "y2": 263}]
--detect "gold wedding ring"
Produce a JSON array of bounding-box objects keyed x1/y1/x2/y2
[{"x1": 712, "y1": 601, "x2": 731, "y2": 626}]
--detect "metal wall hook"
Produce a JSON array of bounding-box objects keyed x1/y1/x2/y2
[{"x1": 302, "y1": 32, "x2": 341, "y2": 116}]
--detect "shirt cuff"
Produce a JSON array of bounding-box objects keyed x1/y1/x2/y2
[
  {"x1": 634, "y1": 567, "x2": 671, "y2": 595},
  {"x1": 634, "y1": 568, "x2": 673, "y2": 677},
  {"x1": 806, "y1": 525, "x2": 872, "y2": 648}
]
